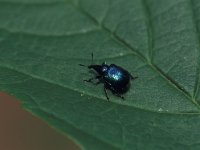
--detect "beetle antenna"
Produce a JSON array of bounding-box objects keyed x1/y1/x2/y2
[
  {"x1": 91, "y1": 52, "x2": 94, "y2": 65},
  {"x1": 79, "y1": 53, "x2": 93, "y2": 67},
  {"x1": 79, "y1": 64, "x2": 88, "y2": 67}
]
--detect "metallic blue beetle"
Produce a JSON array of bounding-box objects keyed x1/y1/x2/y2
[{"x1": 79, "y1": 54, "x2": 138, "y2": 100}]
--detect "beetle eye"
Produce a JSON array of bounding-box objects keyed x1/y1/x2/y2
[{"x1": 102, "y1": 66, "x2": 107, "y2": 72}]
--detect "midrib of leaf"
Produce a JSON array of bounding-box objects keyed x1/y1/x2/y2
[
  {"x1": 190, "y1": 0, "x2": 200, "y2": 99},
  {"x1": 70, "y1": 1, "x2": 200, "y2": 109},
  {"x1": 1, "y1": 63, "x2": 197, "y2": 115}
]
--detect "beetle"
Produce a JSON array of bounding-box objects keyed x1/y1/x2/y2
[{"x1": 79, "y1": 53, "x2": 138, "y2": 100}]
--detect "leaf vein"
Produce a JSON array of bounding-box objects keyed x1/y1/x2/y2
[
  {"x1": 190, "y1": 0, "x2": 200, "y2": 99},
  {"x1": 141, "y1": 0, "x2": 154, "y2": 62},
  {"x1": 69, "y1": 1, "x2": 200, "y2": 109},
  {"x1": 0, "y1": 0, "x2": 67, "y2": 6},
  {"x1": 0, "y1": 27, "x2": 98, "y2": 37}
]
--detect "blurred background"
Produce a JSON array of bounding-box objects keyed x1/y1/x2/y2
[{"x1": 0, "y1": 92, "x2": 80, "y2": 150}]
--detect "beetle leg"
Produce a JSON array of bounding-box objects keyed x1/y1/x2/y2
[
  {"x1": 95, "y1": 81, "x2": 101, "y2": 85},
  {"x1": 114, "y1": 93, "x2": 125, "y2": 100},
  {"x1": 112, "y1": 91, "x2": 125, "y2": 100},
  {"x1": 84, "y1": 76, "x2": 101, "y2": 83},
  {"x1": 130, "y1": 75, "x2": 138, "y2": 80},
  {"x1": 104, "y1": 84, "x2": 109, "y2": 101},
  {"x1": 110, "y1": 87, "x2": 125, "y2": 100}
]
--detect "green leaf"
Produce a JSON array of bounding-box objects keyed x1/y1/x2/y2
[{"x1": 0, "y1": 0, "x2": 200, "y2": 149}]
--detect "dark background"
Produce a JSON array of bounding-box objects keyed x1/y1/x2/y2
[{"x1": 0, "y1": 92, "x2": 80, "y2": 150}]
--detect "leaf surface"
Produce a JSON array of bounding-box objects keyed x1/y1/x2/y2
[{"x1": 1, "y1": 0, "x2": 200, "y2": 149}]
